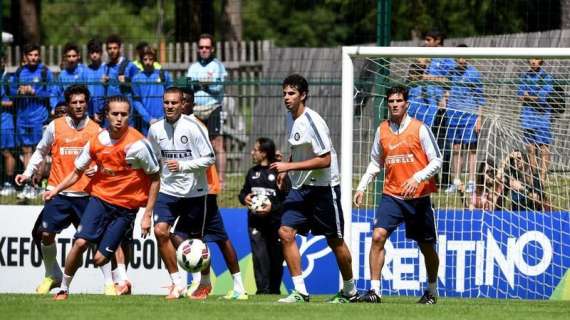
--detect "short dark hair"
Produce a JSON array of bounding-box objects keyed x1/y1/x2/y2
[
  {"x1": 63, "y1": 42, "x2": 80, "y2": 55},
  {"x1": 106, "y1": 34, "x2": 123, "y2": 47},
  {"x1": 64, "y1": 84, "x2": 90, "y2": 104},
  {"x1": 182, "y1": 87, "x2": 194, "y2": 104},
  {"x1": 256, "y1": 137, "x2": 277, "y2": 163},
  {"x1": 136, "y1": 41, "x2": 149, "y2": 52},
  {"x1": 23, "y1": 44, "x2": 40, "y2": 54},
  {"x1": 282, "y1": 74, "x2": 309, "y2": 101},
  {"x1": 87, "y1": 39, "x2": 103, "y2": 54},
  {"x1": 198, "y1": 33, "x2": 215, "y2": 45},
  {"x1": 424, "y1": 29, "x2": 445, "y2": 44},
  {"x1": 164, "y1": 86, "x2": 184, "y2": 101},
  {"x1": 386, "y1": 85, "x2": 409, "y2": 101},
  {"x1": 104, "y1": 95, "x2": 131, "y2": 114}
]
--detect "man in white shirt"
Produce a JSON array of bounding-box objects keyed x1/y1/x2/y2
[
  {"x1": 147, "y1": 87, "x2": 215, "y2": 299},
  {"x1": 270, "y1": 74, "x2": 357, "y2": 303}
]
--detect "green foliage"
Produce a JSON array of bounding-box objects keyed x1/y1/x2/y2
[{"x1": 41, "y1": 0, "x2": 175, "y2": 45}]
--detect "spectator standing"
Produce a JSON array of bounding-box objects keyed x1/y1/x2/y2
[{"x1": 84, "y1": 39, "x2": 106, "y2": 123}]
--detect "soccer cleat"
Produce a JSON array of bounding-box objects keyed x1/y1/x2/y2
[
  {"x1": 36, "y1": 276, "x2": 62, "y2": 294},
  {"x1": 278, "y1": 290, "x2": 309, "y2": 303},
  {"x1": 186, "y1": 281, "x2": 200, "y2": 296},
  {"x1": 222, "y1": 290, "x2": 249, "y2": 300},
  {"x1": 165, "y1": 284, "x2": 187, "y2": 300},
  {"x1": 0, "y1": 182, "x2": 16, "y2": 197},
  {"x1": 53, "y1": 290, "x2": 68, "y2": 301},
  {"x1": 327, "y1": 290, "x2": 359, "y2": 304},
  {"x1": 104, "y1": 283, "x2": 117, "y2": 296},
  {"x1": 417, "y1": 290, "x2": 437, "y2": 304},
  {"x1": 189, "y1": 284, "x2": 212, "y2": 300},
  {"x1": 357, "y1": 289, "x2": 382, "y2": 303},
  {"x1": 115, "y1": 281, "x2": 132, "y2": 295}
]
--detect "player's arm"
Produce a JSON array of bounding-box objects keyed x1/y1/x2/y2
[
  {"x1": 169, "y1": 121, "x2": 216, "y2": 173},
  {"x1": 16, "y1": 122, "x2": 55, "y2": 186},
  {"x1": 354, "y1": 127, "x2": 383, "y2": 207},
  {"x1": 271, "y1": 152, "x2": 331, "y2": 173}
]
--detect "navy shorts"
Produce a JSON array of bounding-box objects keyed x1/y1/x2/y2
[
  {"x1": 281, "y1": 185, "x2": 344, "y2": 239},
  {"x1": 0, "y1": 115, "x2": 16, "y2": 149},
  {"x1": 17, "y1": 125, "x2": 43, "y2": 147},
  {"x1": 153, "y1": 192, "x2": 207, "y2": 239},
  {"x1": 203, "y1": 194, "x2": 229, "y2": 242},
  {"x1": 41, "y1": 195, "x2": 89, "y2": 233},
  {"x1": 75, "y1": 197, "x2": 138, "y2": 259},
  {"x1": 374, "y1": 194, "x2": 437, "y2": 243}
]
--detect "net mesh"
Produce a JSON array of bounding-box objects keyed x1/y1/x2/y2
[{"x1": 350, "y1": 54, "x2": 570, "y2": 298}]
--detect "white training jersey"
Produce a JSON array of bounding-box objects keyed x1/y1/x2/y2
[
  {"x1": 75, "y1": 130, "x2": 160, "y2": 175},
  {"x1": 287, "y1": 107, "x2": 340, "y2": 189},
  {"x1": 147, "y1": 115, "x2": 215, "y2": 198}
]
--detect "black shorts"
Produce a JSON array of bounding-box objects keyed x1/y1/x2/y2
[{"x1": 206, "y1": 107, "x2": 222, "y2": 138}]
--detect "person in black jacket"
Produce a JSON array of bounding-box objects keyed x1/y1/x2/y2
[{"x1": 239, "y1": 137, "x2": 289, "y2": 294}]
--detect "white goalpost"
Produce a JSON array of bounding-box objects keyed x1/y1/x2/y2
[{"x1": 341, "y1": 46, "x2": 570, "y2": 299}]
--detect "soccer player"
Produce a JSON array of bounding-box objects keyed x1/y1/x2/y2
[
  {"x1": 147, "y1": 87, "x2": 215, "y2": 299},
  {"x1": 239, "y1": 137, "x2": 287, "y2": 295},
  {"x1": 353, "y1": 86, "x2": 442, "y2": 304},
  {"x1": 445, "y1": 46, "x2": 485, "y2": 194},
  {"x1": 15, "y1": 85, "x2": 100, "y2": 293},
  {"x1": 186, "y1": 33, "x2": 228, "y2": 186},
  {"x1": 84, "y1": 39, "x2": 106, "y2": 122},
  {"x1": 517, "y1": 58, "x2": 553, "y2": 184},
  {"x1": 180, "y1": 89, "x2": 247, "y2": 301},
  {"x1": 53, "y1": 43, "x2": 86, "y2": 106},
  {"x1": 270, "y1": 74, "x2": 357, "y2": 303},
  {"x1": 45, "y1": 95, "x2": 160, "y2": 300},
  {"x1": 131, "y1": 46, "x2": 172, "y2": 134},
  {"x1": 10, "y1": 44, "x2": 55, "y2": 199}
]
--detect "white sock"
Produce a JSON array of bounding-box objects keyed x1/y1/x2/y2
[
  {"x1": 191, "y1": 272, "x2": 201, "y2": 284},
  {"x1": 100, "y1": 262, "x2": 114, "y2": 286},
  {"x1": 116, "y1": 264, "x2": 129, "y2": 285},
  {"x1": 200, "y1": 272, "x2": 211, "y2": 286},
  {"x1": 61, "y1": 273, "x2": 73, "y2": 292},
  {"x1": 232, "y1": 272, "x2": 245, "y2": 294},
  {"x1": 342, "y1": 278, "x2": 356, "y2": 296},
  {"x1": 112, "y1": 268, "x2": 120, "y2": 284},
  {"x1": 170, "y1": 272, "x2": 185, "y2": 289},
  {"x1": 428, "y1": 282, "x2": 438, "y2": 296},
  {"x1": 41, "y1": 243, "x2": 58, "y2": 278},
  {"x1": 370, "y1": 280, "x2": 381, "y2": 295},
  {"x1": 292, "y1": 275, "x2": 308, "y2": 296}
]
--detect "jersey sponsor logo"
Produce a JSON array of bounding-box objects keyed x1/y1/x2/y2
[
  {"x1": 180, "y1": 136, "x2": 188, "y2": 144},
  {"x1": 385, "y1": 154, "x2": 414, "y2": 164},
  {"x1": 251, "y1": 172, "x2": 260, "y2": 180},
  {"x1": 59, "y1": 147, "x2": 84, "y2": 156},
  {"x1": 161, "y1": 150, "x2": 193, "y2": 159},
  {"x1": 294, "y1": 132, "x2": 300, "y2": 141}
]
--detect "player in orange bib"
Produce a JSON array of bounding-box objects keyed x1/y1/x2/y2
[
  {"x1": 44, "y1": 96, "x2": 160, "y2": 300},
  {"x1": 353, "y1": 86, "x2": 443, "y2": 304}
]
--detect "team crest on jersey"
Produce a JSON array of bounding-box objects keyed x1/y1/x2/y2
[
  {"x1": 181, "y1": 136, "x2": 188, "y2": 144},
  {"x1": 294, "y1": 132, "x2": 300, "y2": 141},
  {"x1": 268, "y1": 174, "x2": 275, "y2": 181}
]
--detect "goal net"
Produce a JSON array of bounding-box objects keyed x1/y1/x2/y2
[{"x1": 341, "y1": 47, "x2": 570, "y2": 299}]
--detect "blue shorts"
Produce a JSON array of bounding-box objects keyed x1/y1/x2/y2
[
  {"x1": 375, "y1": 194, "x2": 436, "y2": 243},
  {"x1": 153, "y1": 192, "x2": 207, "y2": 239},
  {"x1": 446, "y1": 111, "x2": 478, "y2": 144},
  {"x1": 281, "y1": 185, "x2": 344, "y2": 239},
  {"x1": 0, "y1": 114, "x2": 16, "y2": 149},
  {"x1": 16, "y1": 125, "x2": 43, "y2": 147},
  {"x1": 203, "y1": 194, "x2": 229, "y2": 242},
  {"x1": 41, "y1": 195, "x2": 89, "y2": 233},
  {"x1": 522, "y1": 127, "x2": 552, "y2": 145},
  {"x1": 75, "y1": 197, "x2": 138, "y2": 259}
]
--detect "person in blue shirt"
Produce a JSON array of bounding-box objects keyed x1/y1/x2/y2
[
  {"x1": 102, "y1": 34, "x2": 139, "y2": 98},
  {"x1": 131, "y1": 46, "x2": 171, "y2": 134},
  {"x1": 517, "y1": 58, "x2": 553, "y2": 183},
  {"x1": 406, "y1": 58, "x2": 442, "y2": 127},
  {"x1": 84, "y1": 39, "x2": 106, "y2": 123},
  {"x1": 186, "y1": 33, "x2": 228, "y2": 187},
  {"x1": 53, "y1": 43, "x2": 86, "y2": 108},
  {"x1": 445, "y1": 47, "x2": 485, "y2": 194},
  {"x1": 133, "y1": 41, "x2": 162, "y2": 71},
  {"x1": 0, "y1": 58, "x2": 17, "y2": 197},
  {"x1": 10, "y1": 44, "x2": 54, "y2": 190}
]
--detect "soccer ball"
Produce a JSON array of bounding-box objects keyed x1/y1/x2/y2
[
  {"x1": 176, "y1": 239, "x2": 211, "y2": 273},
  {"x1": 248, "y1": 194, "x2": 270, "y2": 212}
]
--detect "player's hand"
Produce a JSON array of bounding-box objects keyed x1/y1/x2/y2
[
  {"x1": 31, "y1": 174, "x2": 42, "y2": 187},
  {"x1": 141, "y1": 213, "x2": 152, "y2": 238},
  {"x1": 101, "y1": 76, "x2": 109, "y2": 84},
  {"x1": 166, "y1": 160, "x2": 180, "y2": 172},
  {"x1": 84, "y1": 166, "x2": 97, "y2": 177},
  {"x1": 15, "y1": 174, "x2": 30, "y2": 186},
  {"x1": 244, "y1": 193, "x2": 254, "y2": 207},
  {"x1": 256, "y1": 201, "x2": 272, "y2": 215},
  {"x1": 43, "y1": 190, "x2": 57, "y2": 202},
  {"x1": 402, "y1": 177, "x2": 419, "y2": 199},
  {"x1": 353, "y1": 191, "x2": 365, "y2": 207},
  {"x1": 269, "y1": 162, "x2": 291, "y2": 173},
  {"x1": 118, "y1": 75, "x2": 126, "y2": 83},
  {"x1": 276, "y1": 172, "x2": 288, "y2": 188}
]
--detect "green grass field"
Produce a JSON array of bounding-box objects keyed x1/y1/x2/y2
[{"x1": 1, "y1": 294, "x2": 569, "y2": 320}]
